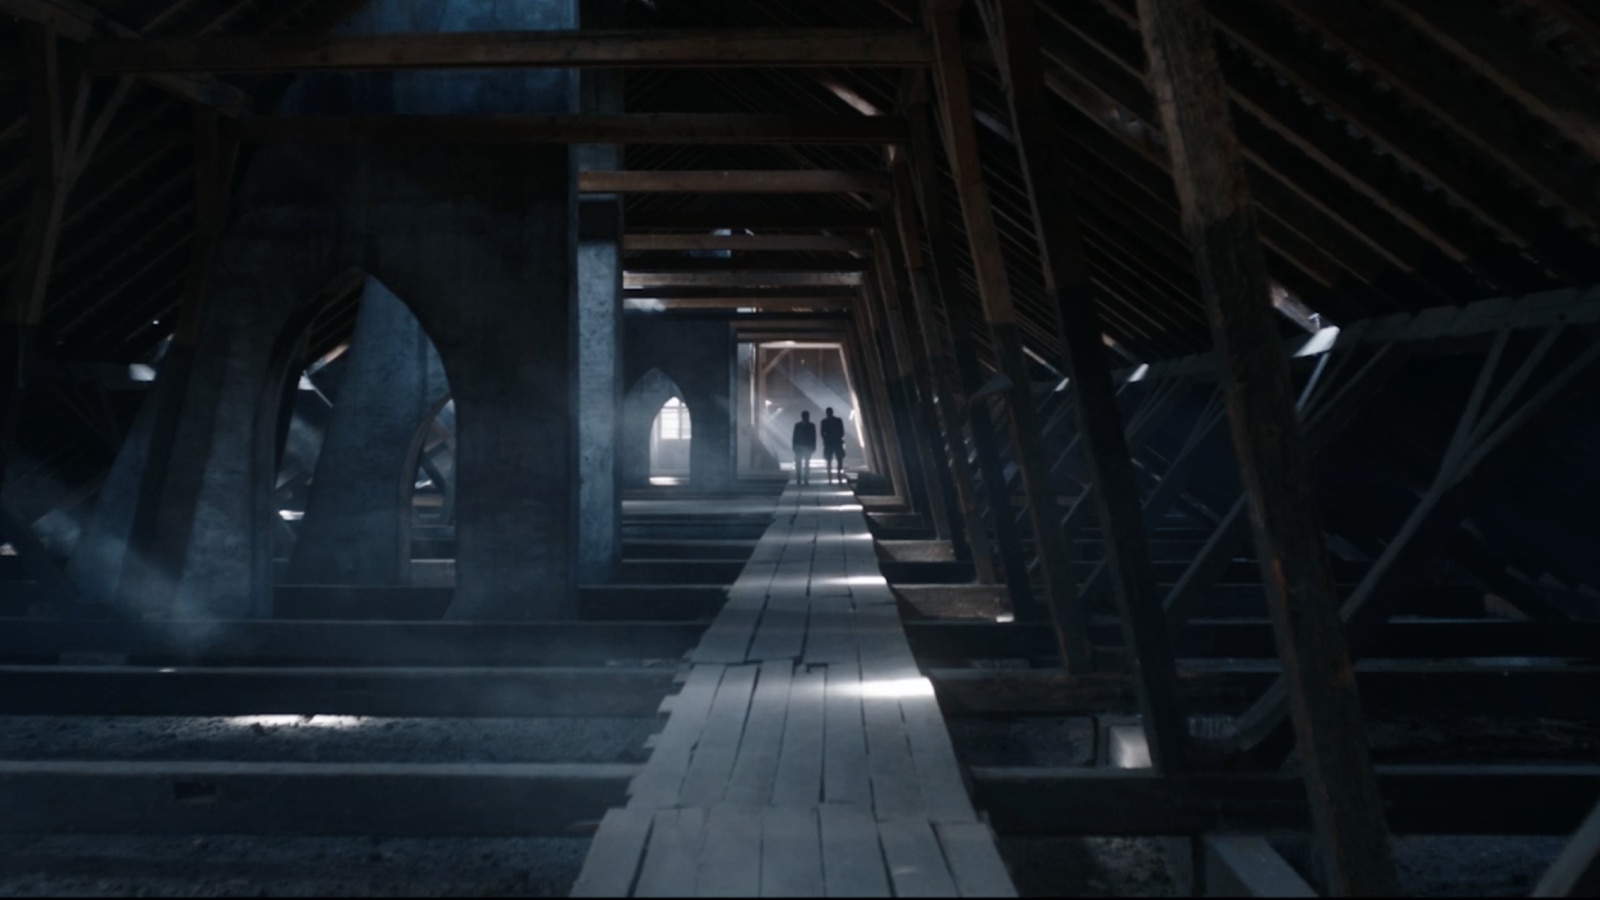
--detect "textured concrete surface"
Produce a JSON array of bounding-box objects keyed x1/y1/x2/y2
[
  {"x1": 287, "y1": 280, "x2": 449, "y2": 586},
  {"x1": 118, "y1": 0, "x2": 580, "y2": 622}
]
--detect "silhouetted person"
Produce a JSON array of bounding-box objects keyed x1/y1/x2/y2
[
  {"x1": 791, "y1": 411, "x2": 817, "y2": 485},
  {"x1": 820, "y1": 407, "x2": 846, "y2": 484}
]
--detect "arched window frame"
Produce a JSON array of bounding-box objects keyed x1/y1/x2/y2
[{"x1": 656, "y1": 396, "x2": 691, "y2": 441}]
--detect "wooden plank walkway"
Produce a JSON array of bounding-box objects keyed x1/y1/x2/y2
[{"x1": 573, "y1": 485, "x2": 1016, "y2": 897}]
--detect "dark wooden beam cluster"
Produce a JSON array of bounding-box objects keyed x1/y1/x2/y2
[
  {"x1": 80, "y1": 29, "x2": 937, "y2": 73},
  {"x1": 5, "y1": 1, "x2": 1600, "y2": 893},
  {"x1": 1135, "y1": 0, "x2": 1396, "y2": 890},
  {"x1": 235, "y1": 114, "x2": 909, "y2": 146}
]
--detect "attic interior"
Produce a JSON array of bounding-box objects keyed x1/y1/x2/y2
[{"x1": 2, "y1": 0, "x2": 1600, "y2": 895}]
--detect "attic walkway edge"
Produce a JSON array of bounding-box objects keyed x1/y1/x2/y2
[{"x1": 571, "y1": 483, "x2": 1016, "y2": 898}]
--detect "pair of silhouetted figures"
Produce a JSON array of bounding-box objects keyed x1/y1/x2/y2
[{"x1": 791, "y1": 408, "x2": 846, "y2": 485}]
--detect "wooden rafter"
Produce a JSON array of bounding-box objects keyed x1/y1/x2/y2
[
  {"x1": 623, "y1": 234, "x2": 873, "y2": 252},
  {"x1": 82, "y1": 29, "x2": 935, "y2": 74},
  {"x1": 1268, "y1": 0, "x2": 1600, "y2": 230},
  {"x1": 1134, "y1": 0, "x2": 1397, "y2": 891},
  {"x1": 579, "y1": 170, "x2": 889, "y2": 194},
  {"x1": 235, "y1": 114, "x2": 907, "y2": 146},
  {"x1": 980, "y1": 0, "x2": 1191, "y2": 773},
  {"x1": 1371, "y1": 0, "x2": 1600, "y2": 162},
  {"x1": 922, "y1": 0, "x2": 1093, "y2": 674},
  {"x1": 0, "y1": 0, "x2": 252, "y2": 115}
]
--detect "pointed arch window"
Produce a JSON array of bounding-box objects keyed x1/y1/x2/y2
[{"x1": 657, "y1": 397, "x2": 692, "y2": 440}]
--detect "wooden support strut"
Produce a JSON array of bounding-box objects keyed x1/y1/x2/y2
[
  {"x1": 1133, "y1": 0, "x2": 1397, "y2": 893},
  {"x1": 1227, "y1": 325, "x2": 1600, "y2": 765},
  {"x1": 882, "y1": 175, "x2": 997, "y2": 582},
  {"x1": 876, "y1": 225, "x2": 960, "y2": 538},
  {"x1": 624, "y1": 234, "x2": 874, "y2": 253},
  {"x1": 110, "y1": 109, "x2": 244, "y2": 611},
  {"x1": 921, "y1": 3, "x2": 1092, "y2": 674},
  {"x1": 0, "y1": 0, "x2": 252, "y2": 115},
  {"x1": 1, "y1": 22, "x2": 130, "y2": 487},
  {"x1": 1163, "y1": 343, "x2": 1408, "y2": 638},
  {"x1": 236, "y1": 114, "x2": 909, "y2": 146},
  {"x1": 900, "y1": 78, "x2": 1039, "y2": 624},
  {"x1": 1265, "y1": 0, "x2": 1600, "y2": 231},
  {"x1": 981, "y1": 0, "x2": 1190, "y2": 771},
  {"x1": 578, "y1": 170, "x2": 890, "y2": 195},
  {"x1": 1368, "y1": 0, "x2": 1600, "y2": 170},
  {"x1": 851, "y1": 285, "x2": 915, "y2": 496},
  {"x1": 1537, "y1": 797, "x2": 1600, "y2": 897},
  {"x1": 859, "y1": 265, "x2": 940, "y2": 521},
  {"x1": 81, "y1": 29, "x2": 937, "y2": 74}
]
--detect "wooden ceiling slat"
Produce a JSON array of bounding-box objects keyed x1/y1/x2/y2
[
  {"x1": 236, "y1": 113, "x2": 907, "y2": 146},
  {"x1": 1261, "y1": 0, "x2": 1600, "y2": 230},
  {"x1": 1373, "y1": 0, "x2": 1600, "y2": 162},
  {"x1": 82, "y1": 28, "x2": 936, "y2": 74}
]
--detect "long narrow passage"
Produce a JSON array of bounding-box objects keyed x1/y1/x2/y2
[{"x1": 573, "y1": 484, "x2": 1016, "y2": 897}]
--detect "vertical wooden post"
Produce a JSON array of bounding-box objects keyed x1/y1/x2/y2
[
  {"x1": 867, "y1": 227, "x2": 956, "y2": 540},
  {"x1": 980, "y1": 0, "x2": 1189, "y2": 771},
  {"x1": 847, "y1": 315, "x2": 906, "y2": 496},
  {"x1": 2, "y1": 24, "x2": 131, "y2": 489},
  {"x1": 864, "y1": 272, "x2": 935, "y2": 511},
  {"x1": 921, "y1": 2, "x2": 1091, "y2": 672},
  {"x1": 1134, "y1": 0, "x2": 1396, "y2": 891},
  {"x1": 1, "y1": 24, "x2": 71, "y2": 488},
  {"x1": 119, "y1": 107, "x2": 244, "y2": 612},
  {"x1": 882, "y1": 178, "x2": 998, "y2": 582},
  {"x1": 901, "y1": 86, "x2": 1038, "y2": 621}
]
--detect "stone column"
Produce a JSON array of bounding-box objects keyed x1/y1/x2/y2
[
  {"x1": 129, "y1": 0, "x2": 580, "y2": 621},
  {"x1": 285, "y1": 278, "x2": 448, "y2": 586},
  {"x1": 623, "y1": 318, "x2": 737, "y2": 492},
  {"x1": 573, "y1": 0, "x2": 624, "y2": 583},
  {"x1": 687, "y1": 324, "x2": 737, "y2": 492}
]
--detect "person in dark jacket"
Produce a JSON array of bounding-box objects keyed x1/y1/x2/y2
[
  {"x1": 820, "y1": 407, "x2": 846, "y2": 484},
  {"x1": 791, "y1": 411, "x2": 817, "y2": 485}
]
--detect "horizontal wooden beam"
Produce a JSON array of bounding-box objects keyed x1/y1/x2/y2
[
  {"x1": 0, "y1": 760, "x2": 633, "y2": 836},
  {"x1": 623, "y1": 233, "x2": 874, "y2": 253},
  {"x1": 624, "y1": 271, "x2": 864, "y2": 289},
  {"x1": 0, "y1": 0, "x2": 252, "y2": 115},
  {"x1": 624, "y1": 256, "x2": 871, "y2": 272},
  {"x1": 627, "y1": 296, "x2": 857, "y2": 311},
  {"x1": 624, "y1": 286, "x2": 859, "y2": 300},
  {"x1": 928, "y1": 664, "x2": 1600, "y2": 719},
  {"x1": 1129, "y1": 286, "x2": 1600, "y2": 384},
  {"x1": 626, "y1": 209, "x2": 878, "y2": 229},
  {"x1": 0, "y1": 664, "x2": 673, "y2": 717},
  {"x1": 235, "y1": 114, "x2": 906, "y2": 145},
  {"x1": 1201, "y1": 836, "x2": 1318, "y2": 897},
  {"x1": 973, "y1": 765, "x2": 1600, "y2": 835},
  {"x1": 82, "y1": 29, "x2": 933, "y2": 74},
  {"x1": 0, "y1": 619, "x2": 705, "y2": 666},
  {"x1": 256, "y1": 584, "x2": 727, "y2": 622},
  {"x1": 903, "y1": 619, "x2": 1600, "y2": 661},
  {"x1": 580, "y1": 170, "x2": 888, "y2": 194},
  {"x1": 657, "y1": 311, "x2": 851, "y2": 325}
]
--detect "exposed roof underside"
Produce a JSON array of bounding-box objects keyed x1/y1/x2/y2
[
  {"x1": 5, "y1": 0, "x2": 1600, "y2": 362},
  {"x1": 3, "y1": 0, "x2": 1600, "y2": 525}
]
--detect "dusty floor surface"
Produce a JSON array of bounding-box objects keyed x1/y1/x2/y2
[
  {"x1": 948, "y1": 714, "x2": 1578, "y2": 897},
  {"x1": 0, "y1": 717, "x2": 647, "y2": 895},
  {"x1": 0, "y1": 716, "x2": 656, "y2": 764},
  {"x1": 1000, "y1": 836, "x2": 1179, "y2": 897},
  {"x1": 0, "y1": 835, "x2": 588, "y2": 897},
  {"x1": 1391, "y1": 835, "x2": 1565, "y2": 897}
]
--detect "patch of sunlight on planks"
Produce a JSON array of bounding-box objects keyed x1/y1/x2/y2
[{"x1": 572, "y1": 485, "x2": 1015, "y2": 897}]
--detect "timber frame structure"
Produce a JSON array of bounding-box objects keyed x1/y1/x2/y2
[{"x1": 3, "y1": 0, "x2": 1600, "y2": 895}]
